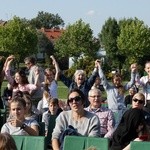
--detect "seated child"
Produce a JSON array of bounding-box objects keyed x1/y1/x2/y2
[
  {"x1": 42, "y1": 98, "x2": 63, "y2": 135},
  {"x1": 37, "y1": 90, "x2": 51, "y2": 114}
]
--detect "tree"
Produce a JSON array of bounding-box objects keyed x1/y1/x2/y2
[
  {"x1": 30, "y1": 11, "x2": 64, "y2": 29},
  {"x1": 0, "y1": 16, "x2": 38, "y2": 62},
  {"x1": 99, "y1": 17, "x2": 125, "y2": 70},
  {"x1": 37, "y1": 31, "x2": 54, "y2": 64},
  {"x1": 54, "y1": 19, "x2": 100, "y2": 63},
  {"x1": 117, "y1": 17, "x2": 150, "y2": 66}
]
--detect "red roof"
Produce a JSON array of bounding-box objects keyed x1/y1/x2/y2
[
  {"x1": 0, "y1": 20, "x2": 7, "y2": 26},
  {"x1": 39, "y1": 28, "x2": 64, "y2": 41}
]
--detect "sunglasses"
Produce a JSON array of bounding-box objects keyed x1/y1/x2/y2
[
  {"x1": 68, "y1": 96, "x2": 82, "y2": 103},
  {"x1": 133, "y1": 98, "x2": 144, "y2": 104}
]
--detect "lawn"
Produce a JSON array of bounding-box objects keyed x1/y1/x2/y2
[
  {"x1": 1, "y1": 80, "x2": 69, "y2": 100},
  {"x1": 1, "y1": 80, "x2": 130, "y2": 102}
]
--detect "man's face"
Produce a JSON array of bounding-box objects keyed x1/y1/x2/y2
[
  {"x1": 89, "y1": 90, "x2": 102, "y2": 108},
  {"x1": 25, "y1": 61, "x2": 32, "y2": 69}
]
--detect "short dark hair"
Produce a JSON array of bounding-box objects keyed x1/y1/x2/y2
[
  {"x1": 67, "y1": 88, "x2": 85, "y2": 105},
  {"x1": 24, "y1": 56, "x2": 36, "y2": 65}
]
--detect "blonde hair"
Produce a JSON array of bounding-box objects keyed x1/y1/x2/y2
[{"x1": 132, "y1": 92, "x2": 145, "y2": 101}]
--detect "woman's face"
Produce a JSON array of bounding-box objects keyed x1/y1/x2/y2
[
  {"x1": 14, "y1": 73, "x2": 22, "y2": 83},
  {"x1": 113, "y1": 77, "x2": 121, "y2": 87},
  {"x1": 45, "y1": 70, "x2": 54, "y2": 82},
  {"x1": 68, "y1": 91, "x2": 83, "y2": 112},
  {"x1": 10, "y1": 102, "x2": 25, "y2": 120},
  {"x1": 25, "y1": 99, "x2": 32, "y2": 112},
  {"x1": 75, "y1": 73, "x2": 85, "y2": 85},
  {"x1": 132, "y1": 94, "x2": 145, "y2": 109},
  {"x1": 129, "y1": 88, "x2": 136, "y2": 95}
]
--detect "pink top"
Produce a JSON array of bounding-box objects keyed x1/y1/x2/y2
[{"x1": 5, "y1": 69, "x2": 37, "y2": 94}]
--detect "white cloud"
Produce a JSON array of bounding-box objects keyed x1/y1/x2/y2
[{"x1": 86, "y1": 10, "x2": 95, "y2": 16}]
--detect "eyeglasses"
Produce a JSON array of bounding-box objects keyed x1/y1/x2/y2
[
  {"x1": 90, "y1": 95, "x2": 101, "y2": 98},
  {"x1": 68, "y1": 96, "x2": 82, "y2": 103},
  {"x1": 133, "y1": 98, "x2": 144, "y2": 104}
]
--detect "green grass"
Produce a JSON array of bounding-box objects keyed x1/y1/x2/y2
[
  {"x1": 1, "y1": 80, "x2": 130, "y2": 102},
  {"x1": 57, "y1": 81, "x2": 68, "y2": 100},
  {"x1": 1, "y1": 80, "x2": 69, "y2": 100}
]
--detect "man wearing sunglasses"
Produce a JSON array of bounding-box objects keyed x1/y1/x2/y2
[{"x1": 85, "y1": 88, "x2": 115, "y2": 138}]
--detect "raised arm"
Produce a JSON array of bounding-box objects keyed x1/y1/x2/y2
[
  {"x1": 97, "y1": 60, "x2": 110, "y2": 89},
  {"x1": 50, "y1": 55, "x2": 60, "y2": 81},
  {"x1": 124, "y1": 63, "x2": 137, "y2": 90},
  {"x1": 86, "y1": 60, "x2": 99, "y2": 87},
  {"x1": 4, "y1": 55, "x2": 15, "y2": 85}
]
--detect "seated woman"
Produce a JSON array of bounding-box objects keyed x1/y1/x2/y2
[
  {"x1": 4, "y1": 55, "x2": 39, "y2": 97},
  {"x1": 1, "y1": 97, "x2": 39, "y2": 136},
  {"x1": 52, "y1": 88, "x2": 100, "y2": 150},
  {"x1": 23, "y1": 92, "x2": 39, "y2": 121},
  {"x1": 110, "y1": 93, "x2": 150, "y2": 150}
]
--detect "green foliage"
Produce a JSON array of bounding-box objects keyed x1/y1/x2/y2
[
  {"x1": 99, "y1": 17, "x2": 124, "y2": 70},
  {"x1": 37, "y1": 31, "x2": 54, "y2": 63},
  {"x1": 30, "y1": 11, "x2": 64, "y2": 29},
  {"x1": 64, "y1": 56, "x2": 95, "y2": 78},
  {"x1": 54, "y1": 19, "x2": 100, "y2": 62},
  {"x1": 117, "y1": 17, "x2": 150, "y2": 65},
  {"x1": 0, "y1": 16, "x2": 38, "y2": 61}
]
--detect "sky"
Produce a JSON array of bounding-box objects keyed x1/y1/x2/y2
[{"x1": 0, "y1": 0, "x2": 150, "y2": 37}]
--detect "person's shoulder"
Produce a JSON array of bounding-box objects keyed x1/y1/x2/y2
[
  {"x1": 84, "y1": 110, "x2": 98, "y2": 118},
  {"x1": 127, "y1": 108, "x2": 144, "y2": 118},
  {"x1": 140, "y1": 75, "x2": 148, "y2": 80},
  {"x1": 43, "y1": 110, "x2": 49, "y2": 116},
  {"x1": 58, "y1": 110, "x2": 70, "y2": 117},
  {"x1": 25, "y1": 118, "x2": 38, "y2": 125}
]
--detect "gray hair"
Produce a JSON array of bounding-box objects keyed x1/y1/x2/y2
[{"x1": 74, "y1": 70, "x2": 85, "y2": 77}]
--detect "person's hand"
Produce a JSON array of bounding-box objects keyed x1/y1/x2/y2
[
  {"x1": 95, "y1": 59, "x2": 101, "y2": 68},
  {"x1": 8, "y1": 116, "x2": 23, "y2": 127},
  {"x1": 130, "y1": 63, "x2": 138, "y2": 73},
  {"x1": 7, "y1": 55, "x2": 15, "y2": 62},
  {"x1": 50, "y1": 55, "x2": 56, "y2": 66}
]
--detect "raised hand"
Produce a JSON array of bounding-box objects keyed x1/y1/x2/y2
[
  {"x1": 50, "y1": 55, "x2": 56, "y2": 66},
  {"x1": 130, "y1": 63, "x2": 138, "y2": 73}
]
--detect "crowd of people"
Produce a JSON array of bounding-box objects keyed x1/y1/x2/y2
[{"x1": 0, "y1": 55, "x2": 150, "y2": 150}]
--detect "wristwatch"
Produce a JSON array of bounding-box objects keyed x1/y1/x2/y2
[{"x1": 21, "y1": 123, "x2": 27, "y2": 129}]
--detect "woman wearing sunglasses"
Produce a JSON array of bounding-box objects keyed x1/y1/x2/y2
[
  {"x1": 52, "y1": 88, "x2": 100, "y2": 150},
  {"x1": 110, "y1": 93, "x2": 150, "y2": 150}
]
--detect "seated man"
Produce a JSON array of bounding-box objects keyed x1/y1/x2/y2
[{"x1": 85, "y1": 88, "x2": 115, "y2": 138}]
